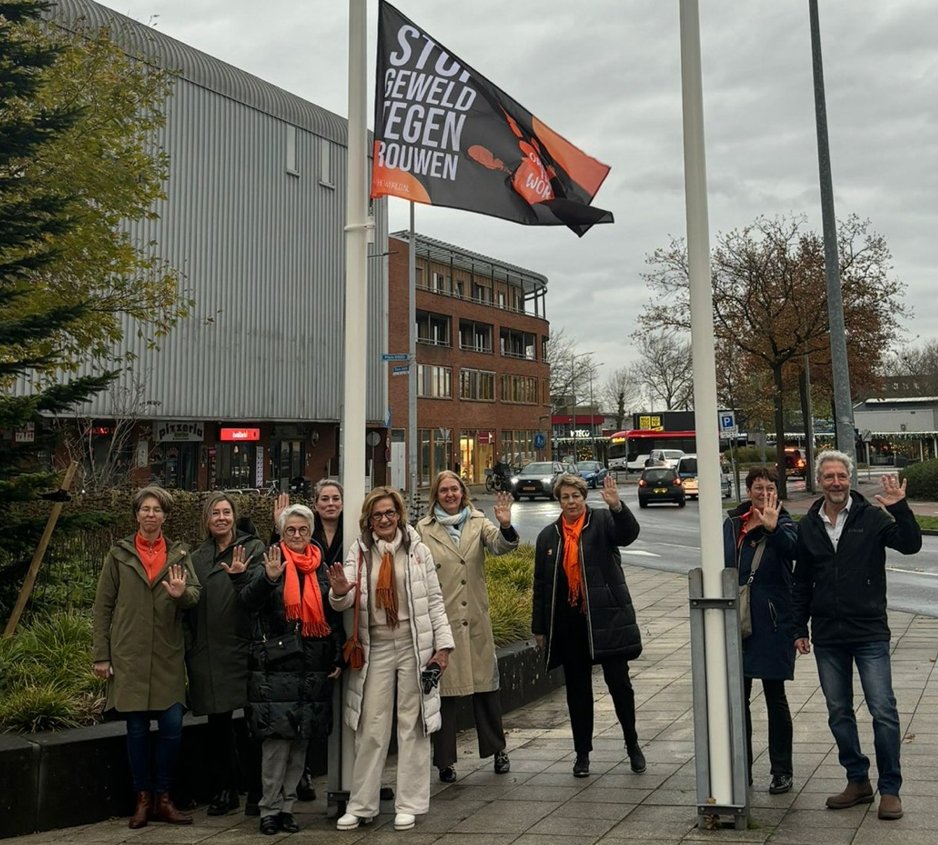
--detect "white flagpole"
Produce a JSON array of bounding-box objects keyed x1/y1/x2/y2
[
  {"x1": 679, "y1": 0, "x2": 732, "y2": 803},
  {"x1": 408, "y1": 203, "x2": 418, "y2": 503},
  {"x1": 336, "y1": 0, "x2": 370, "y2": 799}
]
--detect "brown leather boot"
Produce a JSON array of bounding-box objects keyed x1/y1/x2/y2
[
  {"x1": 878, "y1": 794, "x2": 903, "y2": 820},
  {"x1": 151, "y1": 791, "x2": 193, "y2": 825},
  {"x1": 826, "y1": 779, "x2": 874, "y2": 809},
  {"x1": 128, "y1": 791, "x2": 150, "y2": 829}
]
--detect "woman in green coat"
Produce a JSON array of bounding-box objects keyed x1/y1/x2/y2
[
  {"x1": 185, "y1": 493, "x2": 265, "y2": 816},
  {"x1": 92, "y1": 486, "x2": 200, "y2": 830}
]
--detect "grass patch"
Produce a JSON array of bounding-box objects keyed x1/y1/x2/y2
[{"x1": 486, "y1": 543, "x2": 534, "y2": 647}]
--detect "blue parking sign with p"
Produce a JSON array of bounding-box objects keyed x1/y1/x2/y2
[{"x1": 720, "y1": 413, "x2": 735, "y2": 431}]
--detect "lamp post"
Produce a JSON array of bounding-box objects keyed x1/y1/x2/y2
[
  {"x1": 569, "y1": 351, "x2": 595, "y2": 463},
  {"x1": 588, "y1": 363, "x2": 604, "y2": 460}
]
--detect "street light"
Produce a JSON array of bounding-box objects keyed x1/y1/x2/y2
[
  {"x1": 569, "y1": 351, "x2": 595, "y2": 463},
  {"x1": 588, "y1": 363, "x2": 604, "y2": 460}
]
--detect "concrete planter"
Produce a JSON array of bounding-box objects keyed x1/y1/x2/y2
[{"x1": 0, "y1": 639, "x2": 562, "y2": 839}]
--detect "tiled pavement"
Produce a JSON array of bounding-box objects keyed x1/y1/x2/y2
[{"x1": 9, "y1": 563, "x2": 938, "y2": 844}]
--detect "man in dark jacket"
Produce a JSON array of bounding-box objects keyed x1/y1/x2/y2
[
  {"x1": 532, "y1": 474, "x2": 643, "y2": 779},
  {"x1": 793, "y1": 450, "x2": 921, "y2": 822}
]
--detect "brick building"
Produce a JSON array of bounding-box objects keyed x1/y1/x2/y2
[{"x1": 386, "y1": 233, "x2": 551, "y2": 487}]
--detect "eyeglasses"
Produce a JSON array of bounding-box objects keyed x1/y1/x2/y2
[
  {"x1": 370, "y1": 509, "x2": 399, "y2": 522},
  {"x1": 284, "y1": 526, "x2": 311, "y2": 537}
]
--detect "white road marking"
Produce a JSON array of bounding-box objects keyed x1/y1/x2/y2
[{"x1": 621, "y1": 549, "x2": 662, "y2": 557}]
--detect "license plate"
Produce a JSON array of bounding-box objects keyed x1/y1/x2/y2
[
  {"x1": 654, "y1": 488, "x2": 666, "y2": 494},
  {"x1": 522, "y1": 485, "x2": 535, "y2": 492}
]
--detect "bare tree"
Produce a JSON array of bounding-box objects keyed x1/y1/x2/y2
[
  {"x1": 634, "y1": 332, "x2": 694, "y2": 410},
  {"x1": 601, "y1": 366, "x2": 642, "y2": 430},
  {"x1": 57, "y1": 374, "x2": 161, "y2": 491},
  {"x1": 546, "y1": 327, "x2": 599, "y2": 411}
]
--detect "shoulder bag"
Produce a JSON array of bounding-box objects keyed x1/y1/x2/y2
[
  {"x1": 341, "y1": 547, "x2": 365, "y2": 670},
  {"x1": 253, "y1": 621, "x2": 303, "y2": 665},
  {"x1": 738, "y1": 539, "x2": 767, "y2": 640}
]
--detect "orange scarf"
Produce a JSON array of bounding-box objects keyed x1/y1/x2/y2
[
  {"x1": 737, "y1": 504, "x2": 755, "y2": 548},
  {"x1": 280, "y1": 543, "x2": 331, "y2": 638},
  {"x1": 561, "y1": 511, "x2": 587, "y2": 610},
  {"x1": 375, "y1": 548, "x2": 399, "y2": 629},
  {"x1": 135, "y1": 533, "x2": 167, "y2": 584}
]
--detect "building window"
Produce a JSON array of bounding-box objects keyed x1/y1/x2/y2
[
  {"x1": 497, "y1": 291, "x2": 506, "y2": 308},
  {"x1": 286, "y1": 125, "x2": 299, "y2": 176},
  {"x1": 471, "y1": 282, "x2": 491, "y2": 304},
  {"x1": 419, "y1": 427, "x2": 453, "y2": 485},
  {"x1": 417, "y1": 364, "x2": 452, "y2": 398},
  {"x1": 431, "y1": 271, "x2": 451, "y2": 293},
  {"x1": 500, "y1": 328, "x2": 536, "y2": 359},
  {"x1": 320, "y1": 140, "x2": 334, "y2": 187},
  {"x1": 459, "y1": 369, "x2": 495, "y2": 401},
  {"x1": 454, "y1": 280, "x2": 465, "y2": 298},
  {"x1": 502, "y1": 430, "x2": 538, "y2": 468},
  {"x1": 500, "y1": 374, "x2": 538, "y2": 404},
  {"x1": 459, "y1": 320, "x2": 493, "y2": 353},
  {"x1": 416, "y1": 310, "x2": 451, "y2": 346}
]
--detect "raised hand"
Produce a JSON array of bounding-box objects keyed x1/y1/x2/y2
[
  {"x1": 220, "y1": 544, "x2": 248, "y2": 575},
  {"x1": 273, "y1": 492, "x2": 290, "y2": 530},
  {"x1": 600, "y1": 475, "x2": 621, "y2": 509},
  {"x1": 751, "y1": 489, "x2": 780, "y2": 532},
  {"x1": 327, "y1": 562, "x2": 352, "y2": 597},
  {"x1": 263, "y1": 544, "x2": 285, "y2": 581},
  {"x1": 875, "y1": 473, "x2": 907, "y2": 508},
  {"x1": 493, "y1": 491, "x2": 513, "y2": 526},
  {"x1": 162, "y1": 563, "x2": 188, "y2": 597}
]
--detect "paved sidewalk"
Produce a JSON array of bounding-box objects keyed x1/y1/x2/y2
[{"x1": 10, "y1": 565, "x2": 938, "y2": 844}]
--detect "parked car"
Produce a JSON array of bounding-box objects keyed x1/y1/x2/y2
[
  {"x1": 575, "y1": 460, "x2": 608, "y2": 488},
  {"x1": 509, "y1": 461, "x2": 566, "y2": 501},
  {"x1": 626, "y1": 453, "x2": 651, "y2": 472},
  {"x1": 638, "y1": 466, "x2": 686, "y2": 508}
]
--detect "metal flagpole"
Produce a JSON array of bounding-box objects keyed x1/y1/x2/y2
[
  {"x1": 408, "y1": 203, "x2": 418, "y2": 508},
  {"x1": 679, "y1": 0, "x2": 733, "y2": 810}
]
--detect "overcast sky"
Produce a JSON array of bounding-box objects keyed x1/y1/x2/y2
[{"x1": 107, "y1": 0, "x2": 937, "y2": 385}]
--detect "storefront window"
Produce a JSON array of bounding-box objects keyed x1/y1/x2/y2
[
  {"x1": 215, "y1": 443, "x2": 256, "y2": 489},
  {"x1": 418, "y1": 428, "x2": 452, "y2": 485}
]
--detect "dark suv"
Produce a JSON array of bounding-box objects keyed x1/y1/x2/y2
[{"x1": 638, "y1": 466, "x2": 686, "y2": 508}]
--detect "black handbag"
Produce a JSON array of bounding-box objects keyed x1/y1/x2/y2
[{"x1": 253, "y1": 624, "x2": 303, "y2": 665}]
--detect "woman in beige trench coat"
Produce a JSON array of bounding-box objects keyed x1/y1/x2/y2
[{"x1": 416, "y1": 470, "x2": 519, "y2": 783}]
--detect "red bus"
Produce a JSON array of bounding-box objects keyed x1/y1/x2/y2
[{"x1": 607, "y1": 429, "x2": 697, "y2": 472}]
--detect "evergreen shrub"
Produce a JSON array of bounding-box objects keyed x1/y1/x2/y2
[{"x1": 900, "y1": 460, "x2": 938, "y2": 501}]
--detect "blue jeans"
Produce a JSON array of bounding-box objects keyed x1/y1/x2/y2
[
  {"x1": 814, "y1": 641, "x2": 901, "y2": 795},
  {"x1": 125, "y1": 703, "x2": 185, "y2": 792}
]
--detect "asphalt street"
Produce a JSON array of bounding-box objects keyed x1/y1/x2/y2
[{"x1": 475, "y1": 481, "x2": 938, "y2": 619}]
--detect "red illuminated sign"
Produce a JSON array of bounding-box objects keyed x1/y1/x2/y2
[{"x1": 220, "y1": 428, "x2": 260, "y2": 442}]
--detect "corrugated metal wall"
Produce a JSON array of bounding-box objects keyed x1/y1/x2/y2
[{"x1": 35, "y1": 0, "x2": 389, "y2": 424}]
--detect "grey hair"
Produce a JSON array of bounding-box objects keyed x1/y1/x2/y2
[
  {"x1": 815, "y1": 449, "x2": 854, "y2": 483},
  {"x1": 278, "y1": 503, "x2": 315, "y2": 534}
]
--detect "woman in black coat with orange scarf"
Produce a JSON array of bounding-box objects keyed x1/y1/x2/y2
[
  {"x1": 532, "y1": 474, "x2": 644, "y2": 779},
  {"x1": 239, "y1": 504, "x2": 344, "y2": 835},
  {"x1": 723, "y1": 466, "x2": 797, "y2": 795}
]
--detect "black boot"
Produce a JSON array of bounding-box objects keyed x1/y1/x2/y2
[{"x1": 207, "y1": 788, "x2": 240, "y2": 815}]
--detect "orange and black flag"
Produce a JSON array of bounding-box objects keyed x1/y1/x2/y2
[{"x1": 371, "y1": 1, "x2": 614, "y2": 238}]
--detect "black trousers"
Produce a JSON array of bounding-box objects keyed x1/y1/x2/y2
[
  {"x1": 561, "y1": 650, "x2": 638, "y2": 755},
  {"x1": 206, "y1": 711, "x2": 240, "y2": 793},
  {"x1": 432, "y1": 691, "x2": 507, "y2": 769},
  {"x1": 743, "y1": 677, "x2": 793, "y2": 779}
]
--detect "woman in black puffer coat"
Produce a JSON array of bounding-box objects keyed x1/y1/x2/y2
[
  {"x1": 723, "y1": 466, "x2": 797, "y2": 796},
  {"x1": 240, "y1": 504, "x2": 344, "y2": 836}
]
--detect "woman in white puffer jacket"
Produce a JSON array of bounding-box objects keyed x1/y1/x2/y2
[{"x1": 328, "y1": 486, "x2": 454, "y2": 833}]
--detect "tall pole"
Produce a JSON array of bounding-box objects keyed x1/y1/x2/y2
[
  {"x1": 342, "y1": 0, "x2": 369, "y2": 547},
  {"x1": 809, "y1": 0, "x2": 856, "y2": 479},
  {"x1": 679, "y1": 0, "x2": 732, "y2": 805},
  {"x1": 408, "y1": 204, "x2": 418, "y2": 504}
]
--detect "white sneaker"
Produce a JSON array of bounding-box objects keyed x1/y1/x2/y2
[
  {"x1": 337, "y1": 813, "x2": 372, "y2": 831},
  {"x1": 394, "y1": 813, "x2": 416, "y2": 831}
]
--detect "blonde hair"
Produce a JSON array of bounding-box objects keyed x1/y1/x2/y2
[{"x1": 201, "y1": 492, "x2": 238, "y2": 539}]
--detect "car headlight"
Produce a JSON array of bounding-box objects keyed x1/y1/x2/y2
[
  {"x1": 510, "y1": 476, "x2": 519, "y2": 485},
  {"x1": 542, "y1": 477, "x2": 553, "y2": 485}
]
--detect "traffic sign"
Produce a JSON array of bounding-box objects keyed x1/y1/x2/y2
[
  {"x1": 533, "y1": 432, "x2": 547, "y2": 449},
  {"x1": 382, "y1": 353, "x2": 410, "y2": 361},
  {"x1": 391, "y1": 364, "x2": 410, "y2": 376},
  {"x1": 719, "y1": 411, "x2": 737, "y2": 435}
]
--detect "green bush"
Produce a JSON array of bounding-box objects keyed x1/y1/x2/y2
[
  {"x1": 485, "y1": 544, "x2": 534, "y2": 647},
  {"x1": 900, "y1": 459, "x2": 938, "y2": 500},
  {"x1": 0, "y1": 611, "x2": 105, "y2": 732}
]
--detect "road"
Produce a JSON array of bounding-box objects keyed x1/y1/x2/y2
[{"x1": 481, "y1": 486, "x2": 938, "y2": 618}]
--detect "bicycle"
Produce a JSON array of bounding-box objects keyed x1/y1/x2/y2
[{"x1": 484, "y1": 469, "x2": 511, "y2": 493}]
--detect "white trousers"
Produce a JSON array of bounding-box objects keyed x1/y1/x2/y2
[
  {"x1": 260, "y1": 737, "x2": 307, "y2": 817},
  {"x1": 346, "y1": 626, "x2": 430, "y2": 817}
]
